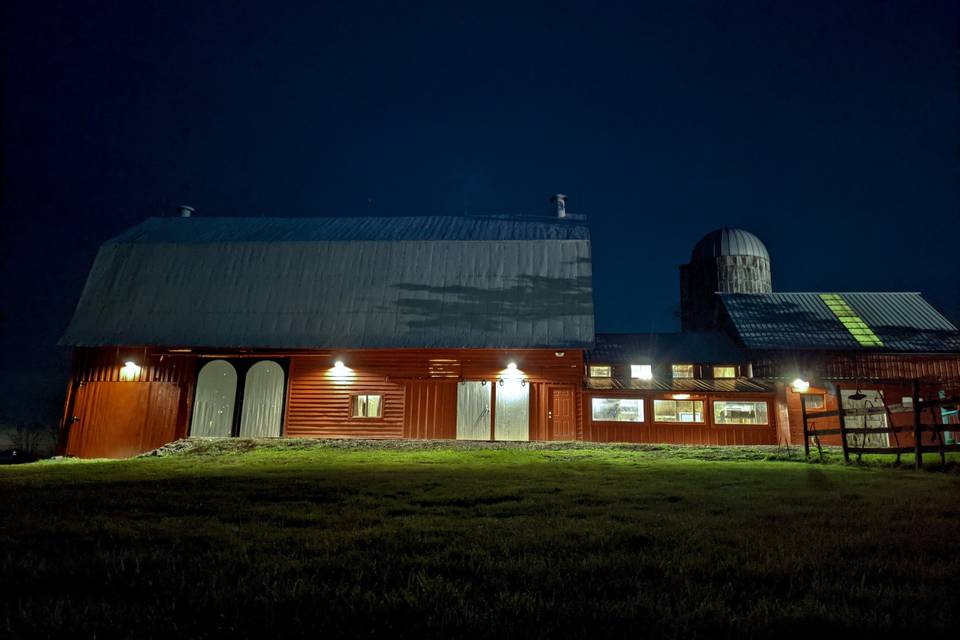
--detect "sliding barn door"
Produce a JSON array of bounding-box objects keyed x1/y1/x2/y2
[
  {"x1": 457, "y1": 381, "x2": 491, "y2": 440},
  {"x1": 495, "y1": 380, "x2": 529, "y2": 441}
]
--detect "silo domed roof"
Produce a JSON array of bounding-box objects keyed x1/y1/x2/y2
[{"x1": 691, "y1": 228, "x2": 769, "y2": 262}]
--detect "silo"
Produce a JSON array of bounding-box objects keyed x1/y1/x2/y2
[{"x1": 680, "y1": 228, "x2": 772, "y2": 331}]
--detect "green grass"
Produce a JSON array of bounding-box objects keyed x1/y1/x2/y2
[{"x1": 2, "y1": 440, "x2": 959, "y2": 638}]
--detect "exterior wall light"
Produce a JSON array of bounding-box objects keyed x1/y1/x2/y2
[
  {"x1": 791, "y1": 378, "x2": 810, "y2": 393},
  {"x1": 120, "y1": 361, "x2": 141, "y2": 381},
  {"x1": 671, "y1": 393, "x2": 691, "y2": 400},
  {"x1": 334, "y1": 360, "x2": 345, "y2": 369},
  {"x1": 507, "y1": 362, "x2": 517, "y2": 371}
]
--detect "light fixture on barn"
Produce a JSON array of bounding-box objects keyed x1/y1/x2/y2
[
  {"x1": 791, "y1": 378, "x2": 811, "y2": 393},
  {"x1": 119, "y1": 361, "x2": 141, "y2": 381}
]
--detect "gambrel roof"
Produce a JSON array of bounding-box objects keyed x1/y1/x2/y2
[{"x1": 61, "y1": 215, "x2": 594, "y2": 349}]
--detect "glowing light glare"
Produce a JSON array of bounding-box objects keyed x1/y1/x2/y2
[
  {"x1": 334, "y1": 360, "x2": 345, "y2": 369},
  {"x1": 507, "y1": 362, "x2": 517, "y2": 371},
  {"x1": 671, "y1": 393, "x2": 691, "y2": 400},
  {"x1": 791, "y1": 378, "x2": 811, "y2": 393},
  {"x1": 119, "y1": 361, "x2": 141, "y2": 381}
]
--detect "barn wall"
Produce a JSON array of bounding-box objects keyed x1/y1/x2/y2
[
  {"x1": 60, "y1": 348, "x2": 195, "y2": 456},
  {"x1": 581, "y1": 390, "x2": 778, "y2": 445},
  {"x1": 751, "y1": 352, "x2": 960, "y2": 380},
  {"x1": 284, "y1": 349, "x2": 584, "y2": 439}
]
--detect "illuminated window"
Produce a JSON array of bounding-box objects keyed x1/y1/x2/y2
[
  {"x1": 712, "y1": 365, "x2": 736, "y2": 379},
  {"x1": 591, "y1": 398, "x2": 644, "y2": 422},
  {"x1": 713, "y1": 400, "x2": 768, "y2": 425},
  {"x1": 352, "y1": 394, "x2": 382, "y2": 418},
  {"x1": 801, "y1": 394, "x2": 825, "y2": 410},
  {"x1": 589, "y1": 365, "x2": 612, "y2": 378},
  {"x1": 819, "y1": 294, "x2": 884, "y2": 347},
  {"x1": 630, "y1": 364, "x2": 653, "y2": 380},
  {"x1": 653, "y1": 399, "x2": 704, "y2": 423},
  {"x1": 671, "y1": 364, "x2": 694, "y2": 379}
]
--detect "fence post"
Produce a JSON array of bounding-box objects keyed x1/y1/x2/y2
[
  {"x1": 836, "y1": 385, "x2": 850, "y2": 464},
  {"x1": 912, "y1": 379, "x2": 922, "y2": 471},
  {"x1": 801, "y1": 391, "x2": 810, "y2": 458}
]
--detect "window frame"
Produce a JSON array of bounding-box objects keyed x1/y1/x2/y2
[
  {"x1": 712, "y1": 399, "x2": 770, "y2": 426},
  {"x1": 590, "y1": 397, "x2": 645, "y2": 423},
  {"x1": 351, "y1": 393, "x2": 384, "y2": 419},
  {"x1": 671, "y1": 364, "x2": 695, "y2": 379},
  {"x1": 800, "y1": 394, "x2": 825, "y2": 410},
  {"x1": 652, "y1": 398, "x2": 705, "y2": 424},
  {"x1": 588, "y1": 364, "x2": 613, "y2": 378},
  {"x1": 712, "y1": 365, "x2": 737, "y2": 379}
]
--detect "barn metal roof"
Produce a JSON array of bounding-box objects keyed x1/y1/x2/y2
[
  {"x1": 587, "y1": 332, "x2": 746, "y2": 364},
  {"x1": 690, "y1": 228, "x2": 769, "y2": 262},
  {"x1": 720, "y1": 292, "x2": 960, "y2": 353},
  {"x1": 61, "y1": 215, "x2": 594, "y2": 349}
]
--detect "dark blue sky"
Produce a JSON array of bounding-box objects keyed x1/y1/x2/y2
[{"x1": 1, "y1": 1, "x2": 958, "y2": 423}]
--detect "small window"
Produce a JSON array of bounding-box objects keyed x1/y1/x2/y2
[
  {"x1": 654, "y1": 399, "x2": 704, "y2": 423},
  {"x1": 712, "y1": 365, "x2": 736, "y2": 379},
  {"x1": 713, "y1": 400, "x2": 768, "y2": 425},
  {"x1": 352, "y1": 394, "x2": 383, "y2": 418},
  {"x1": 630, "y1": 364, "x2": 653, "y2": 380},
  {"x1": 591, "y1": 398, "x2": 644, "y2": 422},
  {"x1": 589, "y1": 365, "x2": 612, "y2": 378},
  {"x1": 671, "y1": 364, "x2": 694, "y2": 379},
  {"x1": 801, "y1": 394, "x2": 825, "y2": 410}
]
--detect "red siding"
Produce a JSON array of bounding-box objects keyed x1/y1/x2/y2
[
  {"x1": 582, "y1": 391, "x2": 778, "y2": 445},
  {"x1": 403, "y1": 380, "x2": 457, "y2": 439},
  {"x1": 65, "y1": 381, "x2": 182, "y2": 458},
  {"x1": 284, "y1": 349, "x2": 584, "y2": 439}
]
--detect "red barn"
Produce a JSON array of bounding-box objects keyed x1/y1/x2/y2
[{"x1": 58, "y1": 212, "x2": 960, "y2": 457}]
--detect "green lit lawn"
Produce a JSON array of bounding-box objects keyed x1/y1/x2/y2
[{"x1": 2, "y1": 440, "x2": 959, "y2": 638}]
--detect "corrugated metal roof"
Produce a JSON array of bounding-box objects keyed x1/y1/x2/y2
[
  {"x1": 720, "y1": 292, "x2": 960, "y2": 353},
  {"x1": 61, "y1": 215, "x2": 594, "y2": 349},
  {"x1": 691, "y1": 228, "x2": 769, "y2": 261},
  {"x1": 587, "y1": 332, "x2": 746, "y2": 364},
  {"x1": 584, "y1": 378, "x2": 773, "y2": 393},
  {"x1": 111, "y1": 215, "x2": 590, "y2": 243}
]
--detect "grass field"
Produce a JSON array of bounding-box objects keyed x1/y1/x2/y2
[{"x1": 2, "y1": 440, "x2": 959, "y2": 638}]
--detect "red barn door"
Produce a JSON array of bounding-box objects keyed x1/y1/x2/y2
[{"x1": 549, "y1": 387, "x2": 576, "y2": 440}]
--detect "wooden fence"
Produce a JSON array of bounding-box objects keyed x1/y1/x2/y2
[{"x1": 801, "y1": 379, "x2": 959, "y2": 469}]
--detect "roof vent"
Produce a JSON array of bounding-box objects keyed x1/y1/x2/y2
[
  {"x1": 178, "y1": 205, "x2": 195, "y2": 218},
  {"x1": 550, "y1": 193, "x2": 567, "y2": 219}
]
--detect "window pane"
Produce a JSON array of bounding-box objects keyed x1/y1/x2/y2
[
  {"x1": 367, "y1": 394, "x2": 382, "y2": 417},
  {"x1": 630, "y1": 364, "x2": 652, "y2": 380},
  {"x1": 713, "y1": 401, "x2": 768, "y2": 425},
  {"x1": 654, "y1": 399, "x2": 704, "y2": 423},
  {"x1": 672, "y1": 364, "x2": 694, "y2": 379},
  {"x1": 591, "y1": 398, "x2": 644, "y2": 422},
  {"x1": 801, "y1": 394, "x2": 825, "y2": 410},
  {"x1": 713, "y1": 366, "x2": 736, "y2": 379},
  {"x1": 589, "y1": 365, "x2": 612, "y2": 378}
]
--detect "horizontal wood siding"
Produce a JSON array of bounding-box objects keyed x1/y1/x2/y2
[
  {"x1": 403, "y1": 380, "x2": 457, "y2": 439},
  {"x1": 286, "y1": 357, "x2": 406, "y2": 438},
  {"x1": 285, "y1": 350, "x2": 583, "y2": 439},
  {"x1": 752, "y1": 352, "x2": 960, "y2": 380},
  {"x1": 582, "y1": 390, "x2": 778, "y2": 445}
]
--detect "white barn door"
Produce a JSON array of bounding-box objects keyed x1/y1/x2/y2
[
  {"x1": 457, "y1": 381, "x2": 491, "y2": 440},
  {"x1": 191, "y1": 360, "x2": 237, "y2": 437},
  {"x1": 239, "y1": 360, "x2": 285, "y2": 438},
  {"x1": 495, "y1": 380, "x2": 529, "y2": 441}
]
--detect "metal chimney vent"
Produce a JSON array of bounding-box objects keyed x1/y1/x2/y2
[
  {"x1": 178, "y1": 205, "x2": 195, "y2": 218},
  {"x1": 550, "y1": 193, "x2": 567, "y2": 219}
]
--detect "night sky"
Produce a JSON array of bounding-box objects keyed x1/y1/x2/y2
[{"x1": 1, "y1": 1, "x2": 958, "y2": 425}]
